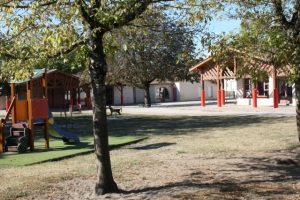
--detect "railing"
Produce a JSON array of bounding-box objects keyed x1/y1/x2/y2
[{"x1": 0, "y1": 96, "x2": 16, "y2": 153}]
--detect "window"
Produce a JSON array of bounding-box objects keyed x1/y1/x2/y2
[{"x1": 257, "y1": 80, "x2": 269, "y2": 97}]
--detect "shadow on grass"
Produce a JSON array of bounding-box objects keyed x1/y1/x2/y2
[
  {"x1": 130, "y1": 142, "x2": 176, "y2": 150},
  {"x1": 121, "y1": 151, "x2": 300, "y2": 198},
  {"x1": 109, "y1": 115, "x2": 290, "y2": 136},
  {"x1": 51, "y1": 114, "x2": 294, "y2": 138},
  {"x1": 121, "y1": 178, "x2": 297, "y2": 198}
]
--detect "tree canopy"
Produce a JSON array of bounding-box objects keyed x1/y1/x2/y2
[
  {"x1": 0, "y1": 0, "x2": 217, "y2": 195},
  {"x1": 106, "y1": 9, "x2": 197, "y2": 106}
]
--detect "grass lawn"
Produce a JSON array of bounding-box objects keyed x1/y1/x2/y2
[
  {"x1": 1, "y1": 113, "x2": 299, "y2": 200},
  {"x1": 0, "y1": 113, "x2": 146, "y2": 167},
  {"x1": 0, "y1": 136, "x2": 145, "y2": 167}
]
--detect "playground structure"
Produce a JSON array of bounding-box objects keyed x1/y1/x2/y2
[
  {"x1": 48, "y1": 111, "x2": 80, "y2": 143},
  {"x1": 0, "y1": 72, "x2": 49, "y2": 153},
  {"x1": 0, "y1": 69, "x2": 80, "y2": 153}
]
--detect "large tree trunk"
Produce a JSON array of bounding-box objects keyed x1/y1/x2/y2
[
  {"x1": 88, "y1": 31, "x2": 118, "y2": 195},
  {"x1": 143, "y1": 83, "x2": 151, "y2": 107},
  {"x1": 295, "y1": 77, "x2": 300, "y2": 142}
]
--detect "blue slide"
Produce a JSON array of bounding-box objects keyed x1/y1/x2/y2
[{"x1": 48, "y1": 112, "x2": 80, "y2": 143}]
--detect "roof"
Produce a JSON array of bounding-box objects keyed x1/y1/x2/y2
[
  {"x1": 11, "y1": 69, "x2": 79, "y2": 84},
  {"x1": 189, "y1": 57, "x2": 213, "y2": 72}
]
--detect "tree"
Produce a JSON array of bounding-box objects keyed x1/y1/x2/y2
[
  {"x1": 107, "y1": 10, "x2": 197, "y2": 107},
  {"x1": 208, "y1": 0, "x2": 300, "y2": 140},
  {"x1": 0, "y1": 0, "x2": 177, "y2": 195}
]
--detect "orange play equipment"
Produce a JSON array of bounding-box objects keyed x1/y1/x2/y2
[{"x1": 0, "y1": 71, "x2": 49, "y2": 153}]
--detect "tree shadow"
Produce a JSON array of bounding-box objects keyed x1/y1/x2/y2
[
  {"x1": 130, "y1": 142, "x2": 176, "y2": 150},
  {"x1": 49, "y1": 114, "x2": 293, "y2": 139},
  {"x1": 107, "y1": 115, "x2": 291, "y2": 137}
]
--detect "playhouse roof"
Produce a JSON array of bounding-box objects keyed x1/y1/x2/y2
[{"x1": 10, "y1": 69, "x2": 80, "y2": 90}]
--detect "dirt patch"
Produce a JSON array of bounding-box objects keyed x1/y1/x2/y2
[{"x1": 22, "y1": 138, "x2": 300, "y2": 200}]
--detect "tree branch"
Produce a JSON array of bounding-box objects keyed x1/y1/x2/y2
[
  {"x1": 272, "y1": 0, "x2": 292, "y2": 29},
  {"x1": 105, "y1": 0, "x2": 174, "y2": 31},
  {"x1": 0, "y1": 1, "x2": 59, "y2": 8},
  {"x1": 47, "y1": 38, "x2": 87, "y2": 59}
]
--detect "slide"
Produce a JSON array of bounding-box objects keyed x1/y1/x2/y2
[{"x1": 48, "y1": 112, "x2": 80, "y2": 143}]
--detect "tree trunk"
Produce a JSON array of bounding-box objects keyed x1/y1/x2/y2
[
  {"x1": 87, "y1": 31, "x2": 118, "y2": 195},
  {"x1": 143, "y1": 83, "x2": 151, "y2": 107},
  {"x1": 295, "y1": 77, "x2": 300, "y2": 142}
]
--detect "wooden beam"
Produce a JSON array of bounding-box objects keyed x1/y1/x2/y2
[
  {"x1": 233, "y1": 56, "x2": 237, "y2": 75},
  {"x1": 217, "y1": 64, "x2": 221, "y2": 107},
  {"x1": 200, "y1": 71, "x2": 205, "y2": 107},
  {"x1": 10, "y1": 83, "x2": 16, "y2": 125},
  {"x1": 26, "y1": 81, "x2": 34, "y2": 151}
]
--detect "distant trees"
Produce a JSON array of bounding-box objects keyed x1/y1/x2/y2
[{"x1": 107, "y1": 10, "x2": 197, "y2": 107}]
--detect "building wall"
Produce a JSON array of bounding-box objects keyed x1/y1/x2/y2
[
  {"x1": 48, "y1": 88, "x2": 65, "y2": 109},
  {"x1": 204, "y1": 81, "x2": 217, "y2": 99},
  {"x1": 175, "y1": 81, "x2": 201, "y2": 101},
  {"x1": 224, "y1": 79, "x2": 237, "y2": 98},
  {"x1": 150, "y1": 84, "x2": 173, "y2": 103},
  {"x1": 135, "y1": 88, "x2": 144, "y2": 103},
  {"x1": 114, "y1": 86, "x2": 134, "y2": 105},
  {"x1": 292, "y1": 84, "x2": 296, "y2": 106},
  {"x1": 236, "y1": 79, "x2": 244, "y2": 99}
]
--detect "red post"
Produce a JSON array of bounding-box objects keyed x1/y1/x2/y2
[
  {"x1": 217, "y1": 90, "x2": 222, "y2": 107},
  {"x1": 5, "y1": 96, "x2": 10, "y2": 112},
  {"x1": 85, "y1": 89, "x2": 91, "y2": 109},
  {"x1": 252, "y1": 88, "x2": 257, "y2": 108},
  {"x1": 273, "y1": 88, "x2": 279, "y2": 108},
  {"x1": 221, "y1": 90, "x2": 225, "y2": 105},
  {"x1": 201, "y1": 90, "x2": 206, "y2": 107}
]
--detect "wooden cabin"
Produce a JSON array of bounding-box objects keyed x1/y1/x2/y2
[{"x1": 11, "y1": 69, "x2": 80, "y2": 110}]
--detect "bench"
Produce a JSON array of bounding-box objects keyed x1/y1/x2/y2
[{"x1": 108, "y1": 106, "x2": 122, "y2": 115}]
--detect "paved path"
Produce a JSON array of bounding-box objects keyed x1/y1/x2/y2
[
  {"x1": 121, "y1": 101, "x2": 296, "y2": 117},
  {"x1": 0, "y1": 100, "x2": 296, "y2": 118}
]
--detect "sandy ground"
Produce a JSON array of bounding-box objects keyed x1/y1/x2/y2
[{"x1": 7, "y1": 102, "x2": 300, "y2": 199}]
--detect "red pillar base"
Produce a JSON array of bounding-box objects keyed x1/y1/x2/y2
[
  {"x1": 201, "y1": 91, "x2": 206, "y2": 107},
  {"x1": 252, "y1": 89, "x2": 257, "y2": 108},
  {"x1": 217, "y1": 90, "x2": 222, "y2": 107},
  {"x1": 273, "y1": 88, "x2": 279, "y2": 108},
  {"x1": 221, "y1": 90, "x2": 225, "y2": 105}
]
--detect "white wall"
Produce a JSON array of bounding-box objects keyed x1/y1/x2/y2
[
  {"x1": 225, "y1": 79, "x2": 237, "y2": 98},
  {"x1": 292, "y1": 83, "x2": 296, "y2": 106},
  {"x1": 204, "y1": 81, "x2": 217, "y2": 99},
  {"x1": 135, "y1": 87, "x2": 144, "y2": 103},
  {"x1": 175, "y1": 81, "x2": 201, "y2": 101},
  {"x1": 269, "y1": 76, "x2": 274, "y2": 98},
  {"x1": 113, "y1": 86, "x2": 134, "y2": 105}
]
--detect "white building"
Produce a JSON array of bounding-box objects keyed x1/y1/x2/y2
[{"x1": 109, "y1": 80, "x2": 216, "y2": 105}]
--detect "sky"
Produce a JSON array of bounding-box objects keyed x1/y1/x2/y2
[
  {"x1": 196, "y1": 18, "x2": 241, "y2": 57},
  {"x1": 209, "y1": 18, "x2": 241, "y2": 34}
]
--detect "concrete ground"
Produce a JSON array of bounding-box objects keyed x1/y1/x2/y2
[
  {"x1": 120, "y1": 100, "x2": 296, "y2": 117},
  {"x1": 0, "y1": 100, "x2": 296, "y2": 118}
]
